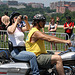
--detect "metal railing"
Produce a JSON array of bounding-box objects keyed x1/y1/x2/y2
[
  {"x1": 0, "y1": 30, "x2": 8, "y2": 50},
  {"x1": 0, "y1": 30, "x2": 69, "y2": 51},
  {"x1": 44, "y1": 32, "x2": 69, "y2": 51}
]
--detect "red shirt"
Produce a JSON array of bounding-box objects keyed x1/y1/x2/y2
[{"x1": 64, "y1": 22, "x2": 74, "y2": 33}]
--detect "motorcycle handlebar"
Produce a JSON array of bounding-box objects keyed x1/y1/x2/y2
[{"x1": 70, "y1": 34, "x2": 75, "y2": 47}]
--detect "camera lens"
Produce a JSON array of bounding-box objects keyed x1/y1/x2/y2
[{"x1": 23, "y1": 15, "x2": 26, "y2": 20}]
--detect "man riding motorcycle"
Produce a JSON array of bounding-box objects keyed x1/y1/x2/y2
[{"x1": 25, "y1": 14, "x2": 71, "y2": 75}]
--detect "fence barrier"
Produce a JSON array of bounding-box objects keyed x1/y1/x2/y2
[
  {"x1": 44, "y1": 32, "x2": 69, "y2": 51},
  {"x1": 0, "y1": 30, "x2": 69, "y2": 51}
]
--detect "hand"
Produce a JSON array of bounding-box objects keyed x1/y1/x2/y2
[
  {"x1": 70, "y1": 27, "x2": 73, "y2": 29},
  {"x1": 67, "y1": 40, "x2": 72, "y2": 47},
  {"x1": 50, "y1": 29, "x2": 53, "y2": 32},
  {"x1": 56, "y1": 17, "x2": 60, "y2": 21},
  {"x1": 49, "y1": 22, "x2": 51, "y2": 25},
  {"x1": 16, "y1": 16, "x2": 22, "y2": 23},
  {"x1": 67, "y1": 25, "x2": 69, "y2": 27},
  {"x1": 23, "y1": 15, "x2": 28, "y2": 21}
]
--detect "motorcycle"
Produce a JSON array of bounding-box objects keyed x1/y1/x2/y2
[
  {"x1": 0, "y1": 35, "x2": 75, "y2": 75},
  {"x1": 60, "y1": 34, "x2": 75, "y2": 75}
]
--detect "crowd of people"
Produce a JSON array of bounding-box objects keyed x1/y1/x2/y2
[
  {"x1": 0, "y1": 11, "x2": 73, "y2": 75},
  {"x1": 47, "y1": 16, "x2": 74, "y2": 50}
]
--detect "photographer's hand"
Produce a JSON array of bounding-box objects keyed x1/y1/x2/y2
[
  {"x1": 21, "y1": 15, "x2": 30, "y2": 31},
  {"x1": 16, "y1": 16, "x2": 21, "y2": 23},
  {"x1": 23, "y1": 15, "x2": 28, "y2": 21}
]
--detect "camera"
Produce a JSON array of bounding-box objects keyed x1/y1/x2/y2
[
  {"x1": 20, "y1": 15, "x2": 27, "y2": 20},
  {"x1": 17, "y1": 15, "x2": 26, "y2": 28},
  {"x1": 17, "y1": 21, "x2": 24, "y2": 28}
]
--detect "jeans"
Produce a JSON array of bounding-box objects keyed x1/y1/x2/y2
[{"x1": 11, "y1": 48, "x2": 40, "y2": 75}]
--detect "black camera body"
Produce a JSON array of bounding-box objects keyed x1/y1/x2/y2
[{"x1": 20, "y1": 15, "x2": 26, "y2": 20}]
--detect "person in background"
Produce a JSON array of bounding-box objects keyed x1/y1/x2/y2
[
  {"x1": 0, "y1": 16, "x2": 2, "y2": 31},
  {"x1": 7, "y1": 12, "x2": 40, "y2": 75},
  {"x1": 56, "y1": 17, "x2": 60, "y2": 25},
  {"x1": 48, "y1": 18, "x2": 58, "y2": 50},
  {"x1": 64, "y1": 16, "x2": 74, "y2": 40},
  {"x1": 63, "y1": 16, "x2": 74, "y2": 50},
  {"x1": 1, "y1": 12, "x2": 10, "y2": 42},
  {"x1": 0, "y1": 16, "x2": 2, "y2": 42},
  {"x1": 0, "y1": 16, "x2": 2, "y2": 28},
  {"x1": 26, "y1": 14, "x2": 71, "y2": 75}
]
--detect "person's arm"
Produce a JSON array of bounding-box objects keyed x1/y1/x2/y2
[
  {"x1": 48, "y1": 22, "x2": 51, "y2": 32},
  {"x1": 68, "y1": 22, "x2": 74, "y2": 29},
  {"x1": 7, "y1": 21, "x2": 18, "y2": 34},
  {"x1": 68, "y1": 26, "x2": 73, "y2": 29},
  {"x1": 33, "y1": 31, "x2": 71, "y2": 45},
  {"x1": 7, "y1": 16, "x2": 20, "y2": 34},
  {"x1": 21, "y1": 15, "x2": 30, "y2": 32},
  {"x1": 64, "y1": 27, "x2": 69, "y2": 30},
  {"x1": 63, "y1": 23, "x2": 69, "y2": 30},
  {"x1": 72, "y1": 22, "x2": 74, "y2": 27},
  {"x1": 50, "y1": 24, "x2": 57, "y2": 32}
]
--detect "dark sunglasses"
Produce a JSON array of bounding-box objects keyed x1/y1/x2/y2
[
  {"x1": 14, "y1": 16, "x2": 18, "y2": 19},
  {"x1": 41, "y1": 20, "x2": 46, "y2": 22}
]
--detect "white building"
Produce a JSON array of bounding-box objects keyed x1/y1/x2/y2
[{"x1": 7, "y1": 0, "x2": 26, "y2": 9}]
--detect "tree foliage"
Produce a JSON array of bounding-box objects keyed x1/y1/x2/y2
[
  {"x1": 51, "y1": 9, "x2": 75, "y2": 25},
  {"x1": 0, "y1": 5, "x2": 75, "y2": 24}
]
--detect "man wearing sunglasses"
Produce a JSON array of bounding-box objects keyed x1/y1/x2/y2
[{"x1": 26, "y1": 14, "x2": 71, "y2": 75}]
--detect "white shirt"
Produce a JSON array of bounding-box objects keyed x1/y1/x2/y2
[{"x1": 8, "y1": 27, "x2": 25, "y2": 46}]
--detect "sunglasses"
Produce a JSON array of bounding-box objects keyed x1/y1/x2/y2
[
  {"x1": 41, "y1": 20, "x2": 46, "y2": 22},
  {"x1": 14, "y1": 16, "x2": 18, "y2": 19}
]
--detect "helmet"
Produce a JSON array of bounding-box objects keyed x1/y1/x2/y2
[
  {"x1": 33, "y1": 14, "x2": 46, "y2": 21},
  {"x1": 10, "y1": 12, "x2": 20, "y2": 20}
]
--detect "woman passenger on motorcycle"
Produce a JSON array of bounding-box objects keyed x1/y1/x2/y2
[{"x1": 7, "y1": 12, "x2": 40, "y2": 75}]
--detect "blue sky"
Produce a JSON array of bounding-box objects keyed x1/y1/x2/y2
[{"x1": 2, "y1": 0, "x2": 75, "y2": 7}]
